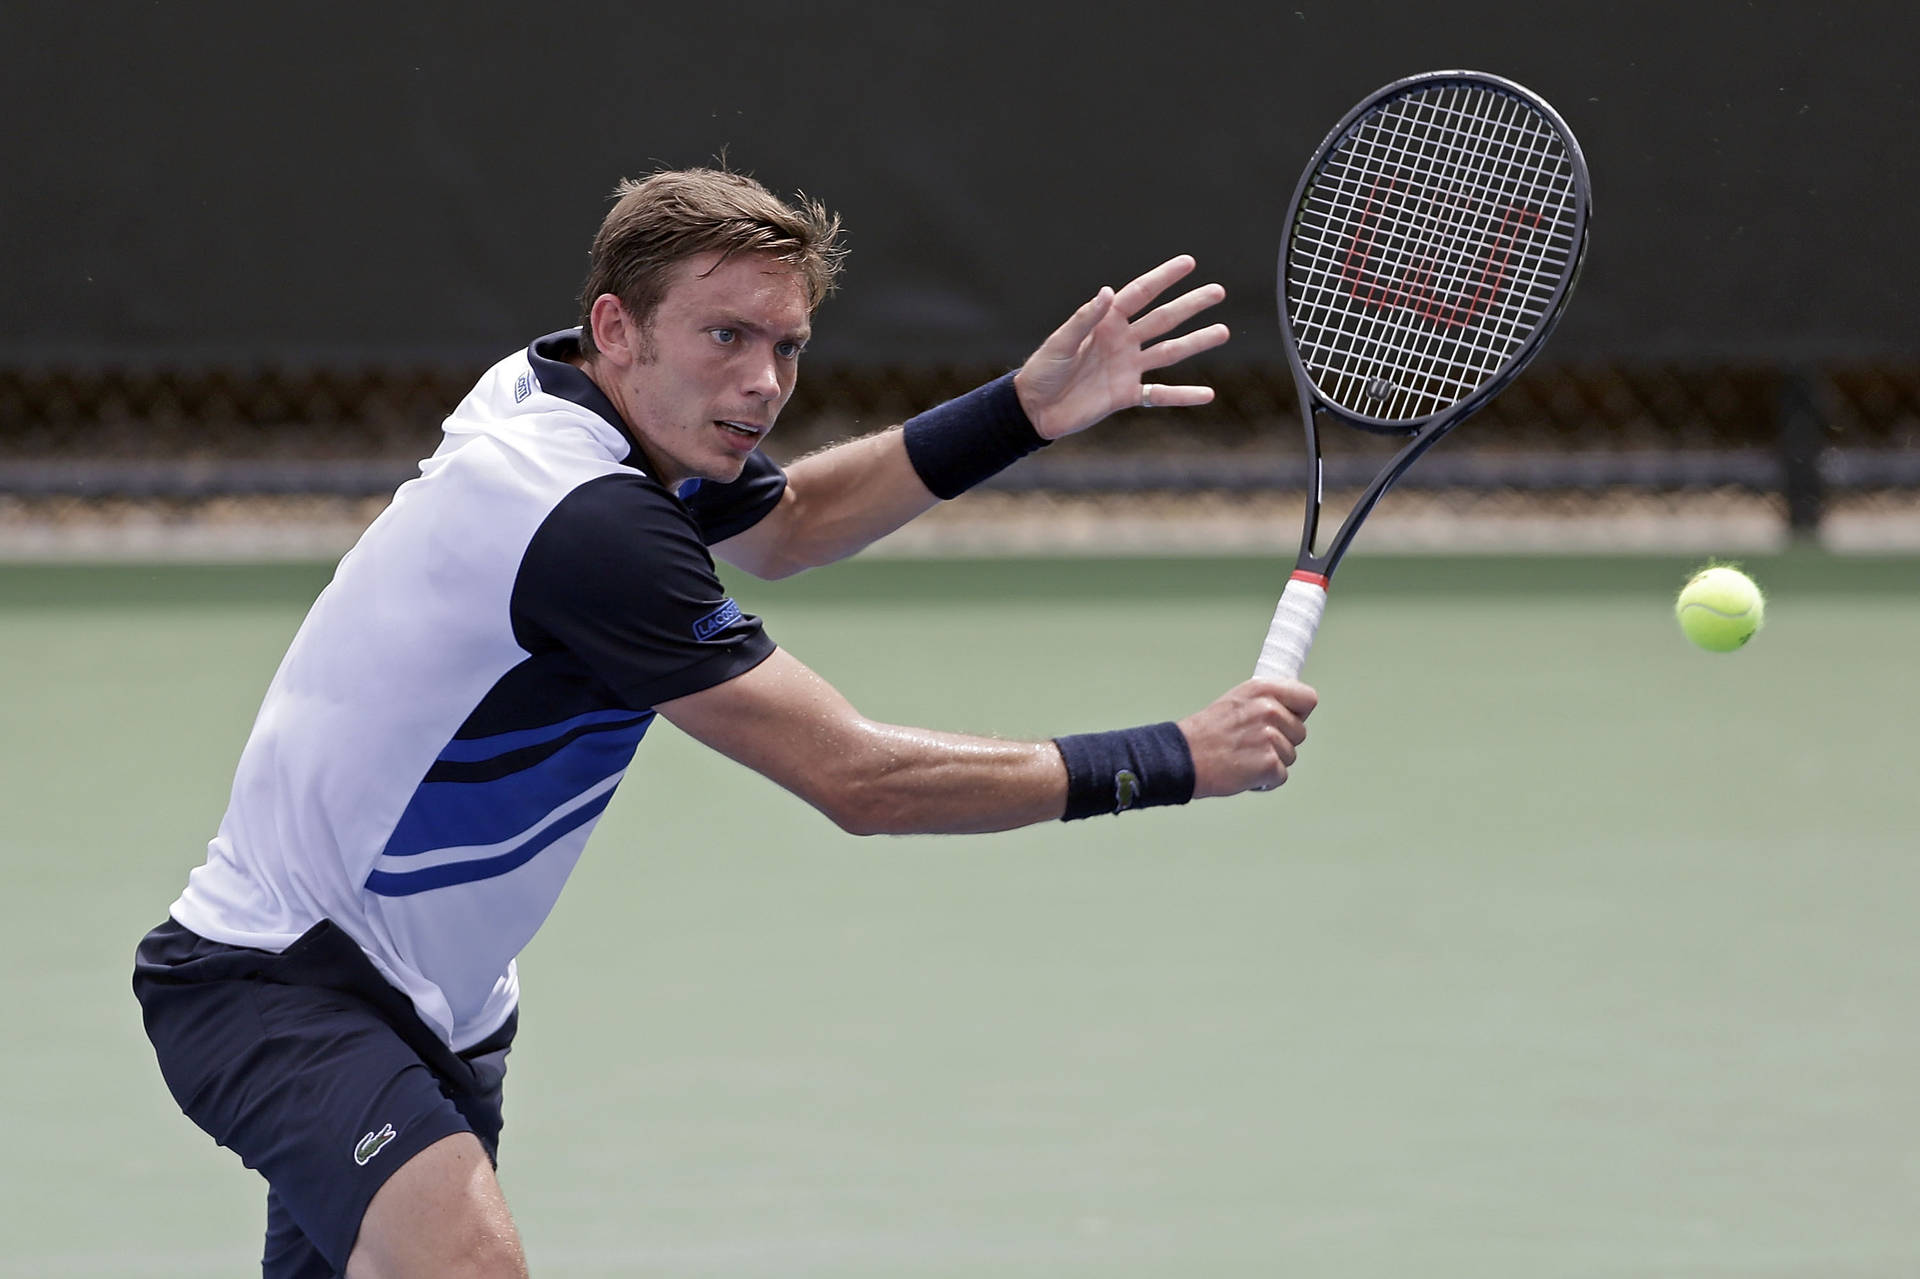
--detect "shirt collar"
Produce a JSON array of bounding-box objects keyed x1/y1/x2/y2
[{"x1": 525, "y1": 328, "x2": 639, "y2": 459}]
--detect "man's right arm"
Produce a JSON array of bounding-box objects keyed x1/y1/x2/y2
[{"x1": 656, "y1": 647, "x2": 1316, "y2": 836}]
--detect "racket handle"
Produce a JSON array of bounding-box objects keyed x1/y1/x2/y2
[{"x1": 1253, "y1": 575, "x2": 1328, "y2": 682}]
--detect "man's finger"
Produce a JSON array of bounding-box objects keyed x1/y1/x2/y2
[
  {"x1": 1113, "y1": 255, "x2": 1197, "y2": 318},
  {"x1": 1131, "y1": 283, "x2": 1226, "y2": 343},
  {"x1": 1044, "y1": 287, "x2": 1115, "y2": 358},
  {"x1": 1274, "y1": 682, "x2": 1318, "y2": 716},
  {"x1": 1136, "y1": 383, "x2": 1215, "y2": 409},
  {"x1": 1140, "y1": 323, "x2": 1232, "y2": 370},
  {"x1": 1245, "y1": 677, "x2": 1318, "y2": 717}
]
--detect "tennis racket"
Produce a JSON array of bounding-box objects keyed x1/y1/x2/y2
[{"x1": 1254, "y1": 70, "x2": 1591, "y2": 681}]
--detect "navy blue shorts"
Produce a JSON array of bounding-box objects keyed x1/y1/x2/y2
[{"x1": 133, "y1": 918, "x2": 515, "y2": 1278}]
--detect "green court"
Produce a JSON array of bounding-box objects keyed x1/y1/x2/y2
[{"x1": 5, "y1": 554, "x2": 1916, "y2": 1276}]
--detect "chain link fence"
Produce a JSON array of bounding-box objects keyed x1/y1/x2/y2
[{"x1": 2, "y1": 362, "x2": 1916, "y2": 554}]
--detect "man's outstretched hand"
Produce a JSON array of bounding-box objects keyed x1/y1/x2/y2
[{"x1": 1012, "y1": 255, "x2": 1230, "y2": 440}]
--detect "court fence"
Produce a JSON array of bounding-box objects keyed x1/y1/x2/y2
[{"x1": 2, "y1": 363, "x2": 1915, "y2": 546}]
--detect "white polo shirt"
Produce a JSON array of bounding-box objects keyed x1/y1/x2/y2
[{"x1": 170, "y1": 330, "x2": 782, "y2": 1049}]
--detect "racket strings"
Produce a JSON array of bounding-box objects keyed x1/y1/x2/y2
[
  {"x1": 1309, "y1": 92, "x2": 1571, "y2": 411},
  {"x1": 1305, "y1": 90, "x2": 1573, "y2": 393},
  {"x1": 1331, "y1": 100, "x2": 1576, "y2": 309},
  {"x1": 1323, "y1": 95, "x2": 1568, "y2": 411},
  {"x1": 1296, "y1": 92, "x2": 1574, "y2": 418},
  {"x1": 1287, "y1": 84, "x2": 1581, "y2": 422}
]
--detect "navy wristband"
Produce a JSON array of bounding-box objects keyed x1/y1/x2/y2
[
  {"x1": 1054, "y1": 722, "x2": 1196, "y2": 821},
  {"x1": 901, "y1": 373, "x2": 1049, "y2": 499}
]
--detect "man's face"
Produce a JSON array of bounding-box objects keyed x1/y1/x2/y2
[{"x1": 596, "y1": 250, "x2": 811, "y2": 488}]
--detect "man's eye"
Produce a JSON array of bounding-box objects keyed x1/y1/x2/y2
[
  {"x1": 776, "y1": 341, "x2": 803, "y2": 359},
  {"x1": 710, "y1": 328, "x2": 737, "y2": 345}
]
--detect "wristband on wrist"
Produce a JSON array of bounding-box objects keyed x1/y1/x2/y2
[
  {"x1": 901, "y1": 373, "x2": 1049, "y2": 499},
  {"x1": 1053, "y1": 722, "x2": 1196, "y2": 821}
]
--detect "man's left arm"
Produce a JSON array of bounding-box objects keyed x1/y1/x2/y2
[{"x1": 713, "y1": 254, "x2": 1229, "y2": 580}]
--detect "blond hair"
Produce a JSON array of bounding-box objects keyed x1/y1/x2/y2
[{"x1": 576, "y1": 168, "x2": 845, "y2": 356}]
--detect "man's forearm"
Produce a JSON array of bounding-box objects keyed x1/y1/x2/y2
[
  {"x1": 800, "y1": 720, "x2": 1071, "y2": 836},
  {"x1": 659, "y1": 649, "x2": 1311, "y2": 837},
  {"x1": 658, "y1": 649, "x2": 1070, "y2": 834}
]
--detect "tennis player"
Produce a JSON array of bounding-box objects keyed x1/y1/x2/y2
[{"x1": 132, "y1": 168, "x2": 1317, "y2": 1278}]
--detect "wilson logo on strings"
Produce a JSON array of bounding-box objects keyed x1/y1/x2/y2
[{"x1": 1341, "y1": 174, "x2": 1542, "y2": 330}]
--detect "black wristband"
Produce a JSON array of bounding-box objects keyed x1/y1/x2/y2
[
  {"x1": 901, "y1": 373, "x2": 1049, "y2": 500},
  {"x1": 1053, "y1": 722, "x2": 1196, "y2": 821}
]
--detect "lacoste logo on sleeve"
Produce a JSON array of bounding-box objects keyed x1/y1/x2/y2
[
  {"x1": 1112, "y1": 769, "x2": 1140, "y2": 813},
  {"x1": 692, "y1": 598, "x2": 743, "y2": 641},
  {"x1": 354, "y1": 1123, "x2": 398, "y2": 1166}
]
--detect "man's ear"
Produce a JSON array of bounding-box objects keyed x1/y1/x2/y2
[{"x1": 588, "y1": 294, "x2": 642, "y2": 365}]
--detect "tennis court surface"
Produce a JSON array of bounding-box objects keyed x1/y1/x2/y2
[{"x1": 5, "y1": 553, "x2": 1915, "y2": 1276}]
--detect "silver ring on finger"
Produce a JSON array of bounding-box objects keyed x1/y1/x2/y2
[{"x1": 1140, "y1": 385, "x2": 1153, "y2": 409}]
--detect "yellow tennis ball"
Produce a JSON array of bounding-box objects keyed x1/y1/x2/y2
[{"x1": 1675, "y1": 566, "x2": 1765, "y2": 652}]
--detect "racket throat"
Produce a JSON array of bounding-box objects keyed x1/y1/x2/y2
[{"x1": 1298, "y1": 454, "x2": 1328, "y2": 565}]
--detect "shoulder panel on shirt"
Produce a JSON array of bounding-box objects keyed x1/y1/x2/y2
[
  {"x1": 511, "y1": 472, "x2": 775, "y2": 708},
  {"x1": 677, "y1": 450, "x2": 788, "y2": 544}
]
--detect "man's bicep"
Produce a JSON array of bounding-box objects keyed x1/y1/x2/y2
[
  {"x1": 656, "y1": 646, "x2": 865, "y2": 805},
  {"x1": 713, "y1": 432, "x2": 940, "y2": 579},
  {"x1": 708, "y1": 484, "x2": 800, "y2": 579}
]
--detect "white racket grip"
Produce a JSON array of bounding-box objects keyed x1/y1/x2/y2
[{"x1": 1253, "y1": 576, "x2": 1328, "y2": 682}]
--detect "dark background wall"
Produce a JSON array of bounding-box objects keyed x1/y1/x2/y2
[{"x1": 3, "y1": 0, "x2": 1914, "y2": 370}]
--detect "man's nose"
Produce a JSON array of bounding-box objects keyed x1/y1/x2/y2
[{"x1": 744, "y1": 353, "x2": 782, "y2": 399}]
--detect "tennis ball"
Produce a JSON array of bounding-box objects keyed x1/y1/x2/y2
[{"x1": 1675, "y1": 566, "x2": 1765, "y2": 652}]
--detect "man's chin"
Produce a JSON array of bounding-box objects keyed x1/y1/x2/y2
[{"x1": 689, "y1": 454, "x2": 752, "y2": 487}]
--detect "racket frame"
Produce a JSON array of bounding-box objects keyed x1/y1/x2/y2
[{"x1": 1277, "y1": 69, "x2": 1593, "y2": 581}]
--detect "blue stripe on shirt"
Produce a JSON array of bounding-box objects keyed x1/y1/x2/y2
[
  {"x1": 365, "y1": 789, "x2": 616, "y2": 897},
  {"x1": 436, "y1": 709, "x2": 651, "y2": 763},
  {"x1": 382, "y1": 718, "x2": 650, "y2": 858}
]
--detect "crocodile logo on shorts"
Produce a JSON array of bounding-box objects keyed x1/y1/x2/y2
[
  {"x1": 1112, "y1": 768, "x2": 1140, "y2": 813},
  {"x1": 354, "y1": 1123, "x2": 398, "y2": 1167}
]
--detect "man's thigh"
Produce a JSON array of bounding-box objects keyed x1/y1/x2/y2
[
  {"x1": 136, "y1": 927, "x2": 490, "y2": 1273},
  {"x1": 347, "y1": 1132, "x2": 527, "y2": 1279}
]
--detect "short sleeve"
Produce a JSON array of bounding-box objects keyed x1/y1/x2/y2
[
  {"x1": 510, "y1": 473, "x2": 775, "y2": 708},
  {"x1": 677, "y1": 450, "x2": 788, "y2": 544}
]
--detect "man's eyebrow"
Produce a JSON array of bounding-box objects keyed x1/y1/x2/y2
[{"x1": 710, "y1": 313, "x2": 811, "y2": 344}]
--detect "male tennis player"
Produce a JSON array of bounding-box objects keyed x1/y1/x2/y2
[{"x1": 133, "y1": 168, "x2": 1317, "y2": 1278}]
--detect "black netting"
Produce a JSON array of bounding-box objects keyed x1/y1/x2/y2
[{"x1": 0, "y1": 363, "x2": 1914, "y2": 511}]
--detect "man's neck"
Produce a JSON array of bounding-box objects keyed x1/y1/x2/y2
[{"x1": 572, "y1": 353, "x2": 679, "y2": 485}]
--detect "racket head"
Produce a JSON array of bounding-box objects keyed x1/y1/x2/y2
[{"x1": 1278, "y1": 70, "x2": 1591, "y2": 437}]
